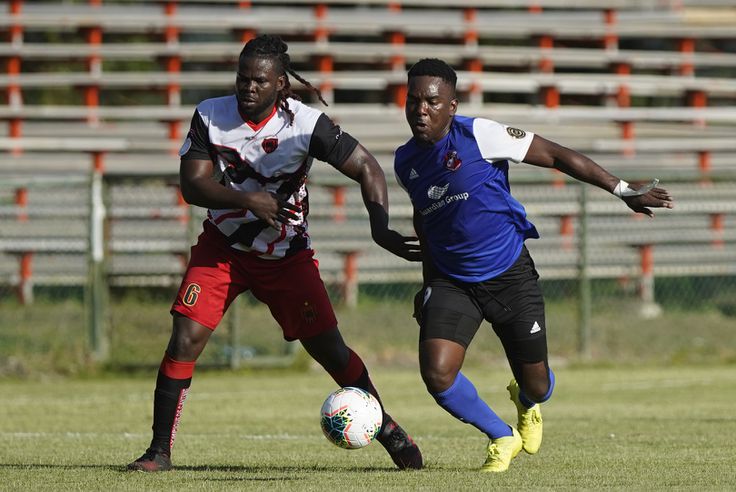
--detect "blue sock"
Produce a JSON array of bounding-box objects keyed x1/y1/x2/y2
[
  {"x1": 432, "y1": 372, "x2": 511, "y2": 439},
  {"x1": 519, "y1": 367, "x2": 556, "y2": 408}
]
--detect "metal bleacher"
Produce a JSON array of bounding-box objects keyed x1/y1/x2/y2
[{"x1": 1, "y1": 0, "x2": 735, "y2": 305}]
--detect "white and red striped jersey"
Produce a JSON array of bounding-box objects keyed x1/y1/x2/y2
[{"x1": 180, "y1": 95, "x2": 358, "y2": 258}]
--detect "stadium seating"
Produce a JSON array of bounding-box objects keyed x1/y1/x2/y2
[{"x1": 1, "y1": 0, "x2": 735, "y2": 306}]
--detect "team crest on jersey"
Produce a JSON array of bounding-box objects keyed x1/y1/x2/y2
[
  {"x1": 261, "y1": 137, "x2": 279, "y2": 154},
  {"x1": 443, "y1": 150, "x2": 462, "y2": 171},
  {"x1": 506, "y1": 127, "x2": 526, "y2": 139}
]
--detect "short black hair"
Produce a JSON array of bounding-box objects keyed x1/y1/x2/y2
[{"x1": 407, "y1": 58, "x2": 457, "y2": 90}]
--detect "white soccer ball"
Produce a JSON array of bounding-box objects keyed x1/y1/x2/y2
[{"x1": 320, "y1": 387, "x2": 383, "y2": 449}]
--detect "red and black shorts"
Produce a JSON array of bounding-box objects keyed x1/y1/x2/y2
[{"x1": 171, "y1": 221, "x2": 338, "y2": 341}]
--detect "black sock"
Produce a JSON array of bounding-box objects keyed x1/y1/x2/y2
[
  {"x1": 150, "y1": 370, "x2": 192, "y2": 454},
  {"x1": 326, "y1": 348, "x2": 393, "y2": 430}
]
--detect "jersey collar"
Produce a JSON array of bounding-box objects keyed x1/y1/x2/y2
[{"x1": 238, "y1": 104, "x2": 278, "y2": 131}]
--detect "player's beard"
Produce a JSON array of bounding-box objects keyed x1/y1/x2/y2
[{"x1": 236, "y1": 92, "x2": 277, "y2": 123}]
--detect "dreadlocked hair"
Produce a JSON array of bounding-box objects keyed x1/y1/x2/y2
[
  {"x1": 407, "y1": 58, "x2": 457, "y2": 91},
  {"x1": 240, "y1": 34, "x2": 328, "y2": 125}
]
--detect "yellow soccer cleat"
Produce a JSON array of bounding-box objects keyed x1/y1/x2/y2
[
  {"x1": 507, "y1": 378, "x2": 543, "y2": 454},
  {"x1": 480, "y1": 427, "x2": 523, "y2": 473}
]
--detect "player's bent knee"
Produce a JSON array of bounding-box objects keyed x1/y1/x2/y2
[
  {"x1": 421, "y1": 366, "x2": 458, "y2": 394},
  {"x1": 419, "y1": 338, "x2": 466, "y2": 394},
  {"x1": 523, "y1": 380, "x2": 549, "y2": 403},
  {"x1": 522, "y1": 368, "x2": 555, "y2": 403}
]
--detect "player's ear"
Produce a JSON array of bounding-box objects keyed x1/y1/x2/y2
[
  {"x1": 449, "y1": 97, "x2": 458, "y2": 116},
  {"x1": 276, "y1": 74, "x2": 286, "y2": 92}
]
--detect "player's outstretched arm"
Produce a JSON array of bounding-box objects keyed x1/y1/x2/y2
[
  {"x1": 522, "y1": 135, "x2": 674, "y2": 217},
  {"x1": 180, "y1": 158, "x2": 299, "y2": 229},
  {"x1": 338, "y1": 144, "x2": 421, "y2": 261}
]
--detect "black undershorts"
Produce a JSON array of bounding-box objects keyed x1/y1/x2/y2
[{"x1": 417, "y1": 245, "x2": 548, "y2": 364}]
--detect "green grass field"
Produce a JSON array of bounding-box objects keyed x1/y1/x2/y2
[{"x1": 2, "y1": 365, "x2": 735, "y2": 490}]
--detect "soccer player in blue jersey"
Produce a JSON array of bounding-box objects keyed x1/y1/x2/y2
[{"x1": 395, "y1": 58, "x2": 674, "y2": 472}]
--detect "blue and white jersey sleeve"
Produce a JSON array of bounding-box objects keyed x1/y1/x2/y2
[{"x1": 473, "y1": 118, "x2": 534, "y2": 164}]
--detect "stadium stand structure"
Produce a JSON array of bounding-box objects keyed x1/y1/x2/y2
[{"x1": 1, "y1": 0, "x2": 735, "y2": 306}]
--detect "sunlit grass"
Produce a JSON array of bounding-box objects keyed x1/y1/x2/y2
[{"x1": 1, "y1": 366, "x2": 735, "y2": 490}]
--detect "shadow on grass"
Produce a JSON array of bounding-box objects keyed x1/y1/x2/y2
[
  {"x1": 173, "y1": 464, "x2": 399, "y2": 473},
  {"x1": 0, "y1": 463, "x2": 122, "y2": 471},
  {"x1": 0, "y1": 463, "x2": 400, "y2": 475}
]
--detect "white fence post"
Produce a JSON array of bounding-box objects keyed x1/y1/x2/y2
[{"x1": 88, "y1": 169, "x2": 109, "y2": 361}]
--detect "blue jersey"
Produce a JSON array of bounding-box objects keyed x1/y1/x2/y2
[{"x1": 394, "y1": 116, "x2": 539, "y2": 282}]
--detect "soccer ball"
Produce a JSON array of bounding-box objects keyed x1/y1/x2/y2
[{"x1": 320, "y1": 387, "x2": 383, "y2": 449}]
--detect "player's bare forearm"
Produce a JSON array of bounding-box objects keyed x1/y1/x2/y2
[
  {"x1": 338, "y1": 144, "x2": 390, "y2": 228},
  {"x1": 523, "y1": 135, "x2": 619, "y2": 192},
  {"x1": 180, "y1": 158, "x2": 298, "y2": 228},
  {"x1": 522, "y1": 135, "x2": 674, "y2": 216},
  {"x1": 179, "y1": 158, "x2": 249, "y2": 209},
  {"x1": 181, "y1": 176, "x2": 250, "y2": 210},
  {"x1": 340, "y1": 145, "x2": 421, "y2": 260},
  {"x1": 338, "y1": 144, "x2": 393, "y2": 239}
]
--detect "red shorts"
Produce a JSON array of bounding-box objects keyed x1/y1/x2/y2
[{"x1": 171, "y1": 221, "x2": 338, "y2": 341}]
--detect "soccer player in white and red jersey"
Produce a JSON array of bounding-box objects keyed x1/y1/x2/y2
[
  {"x1": 395, "y1": 58, "x2": 674, "y2": 472},
  {"x1": 127, "y1": 35, "x2": 422, "y2": 472}
]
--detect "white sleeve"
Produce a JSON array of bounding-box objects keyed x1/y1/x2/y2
[{"x1": 473, "y1": 118, "x2": 534, "y2": 164}]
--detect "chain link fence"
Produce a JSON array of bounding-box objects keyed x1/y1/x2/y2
[
  {"x1": 0, "y1": 176, "x2": 90, "y2": 376},
  {"x1": 1, "y1": 173, "x2": 735, "y2": 375}
]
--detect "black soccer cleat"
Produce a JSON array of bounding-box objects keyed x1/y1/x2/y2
[
  {"x1": 126, "y1": 447, "x2": 173, "y2": 472},
  {"x1": 377, "y1": 417, "x2": 423, "y2": 470}
]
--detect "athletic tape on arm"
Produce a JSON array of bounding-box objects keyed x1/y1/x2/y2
[{"x1": 613, "y1": 178, "x2": 659, "y2": 198}]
